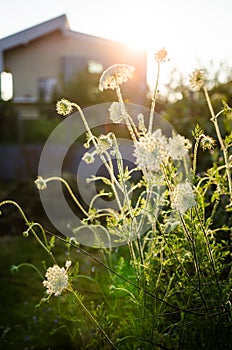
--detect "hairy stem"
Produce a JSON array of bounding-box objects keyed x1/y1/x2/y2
[
  {"x1": 149, "y1": 61, "x2": 160, "y2": 133},
  {"x1": 203, "y1": 87, "x2": 232, "y2": 204}
]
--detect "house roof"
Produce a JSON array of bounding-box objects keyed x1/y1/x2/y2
[
  {"x1": 0, "y1": 14, "x2": 125, "y2": 52},
  {"x1": 0, "y1": 14, "x2": 71, "y2": 51}
]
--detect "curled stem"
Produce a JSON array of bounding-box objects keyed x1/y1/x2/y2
[
  {"x1": 44, "y1": 176, "x2": 89, "y2": 217},
  {"x1": 0, "y1": 200, "x2": 55, "y2": 262},
  {"x1": 12, "y1": 263, "x2": 44, "y2": 279}
]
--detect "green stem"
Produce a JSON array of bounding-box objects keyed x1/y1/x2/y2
[
  {"x1": 179, "y1": 213, "x2": 208, "y2": 311},
  {"x1": 26, "y1": 222, "x2": 49, "y2": 248},
  {"x1": 149, "y1": 61, "x2": 160, "y2": 133},
  {"x1": 0, "y1": 200, "x2": 55, "y2": 262},
  {"x1": 203, "y1": 87, "x2": 232, "y2": 204},
  {"x1": 112, "y1": 133, "x2": 132, "y2": 212},
  {"x1": 48, "y1": 230, "x2": 209, "y2": 316},
  {"x1": 45, "y1": 176, "x2": 89, "y2": 216},
  {"x1": 115, "y1": 85, "x2": 137, "y2": 142},
  {"x1": 194, "y1": 208, "x2": 225, "y2": 306},
  {"x1": 12, "y1": 262, "x2": 44, "y2": 279},
  {"x1": 72, "y1": 103, "x2": 123, "y2": 210},
  {"x1": 70, "y1": 286, "x2": 118, "y2": 349},
  {"x1": 192, "y1": 136, "x2": 202, "y2": 178}
]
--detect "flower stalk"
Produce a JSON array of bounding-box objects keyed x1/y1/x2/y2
[
  {"x1": 203, "y1": 87, "x2": 232, "y2": 204},
  {"x1": 149, "y1": 60, "x2": 160, "y2": 133},
  {"x1": 70, "y1": 286, "x2": 118, "y2": 349}
]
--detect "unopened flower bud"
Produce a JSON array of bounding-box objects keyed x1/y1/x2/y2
[
  {"x1": 56, "y1": 98, "x2": 73, "y2": 116},
  {"x1": 34, "y1": 176, "x2": 47, "y2": 190}
]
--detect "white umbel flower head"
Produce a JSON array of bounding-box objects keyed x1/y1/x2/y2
[
  {"x1": 99, "y1": 64, "x2": 135, "y2": 91},
  {"x1": 43, "y1": 261, "x2": 71, "y2": 296},
  {"x1": 109, "y1": 102, "x2": 124, "y2": 123},
  {"x1": 133, "y1": 129, "x2": 168, "y2": 172},
  {"x1": 168, "y1": 133, "x2": 192, "y2": 160},
  {"x1": 171, "y1": 181, "x2": 196, "y2": 214}
]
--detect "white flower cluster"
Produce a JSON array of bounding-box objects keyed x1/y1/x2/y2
[
  {"x1": 109, "y1": 102, "x2": 124, "y2": 123},
  {"x1": 43, "y1": 261, "x2": 71, "y2": 296},
  {"x1": 171, "y1": 182, "x2": 196, "y2": 214},
  {"x1": 133, "y1": 129, "x2": 191, "y2": 172},
  {"x1": 168, "y1": 133, "x2": 192, "y2": 160},
  {"x1": 99, "y1": 64, "x2": 135, "y2": 91},
  {"x1": 133, "y1": 129, "x2": 168, "y2": 172}
]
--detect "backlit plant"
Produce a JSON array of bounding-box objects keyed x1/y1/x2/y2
[{"x1": 1, "y1": 49, "x2": 232, "y2": 350}]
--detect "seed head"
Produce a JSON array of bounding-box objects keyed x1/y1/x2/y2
[
  {"x1": 155, "y1": 48, "x2": 168, "y2": 62},
  {"x1": 189, "y1": 69, "x2": 206, "y2": 91},
  {"x1": 200, "y1": 135, "x2": 216, "y2": 150}
]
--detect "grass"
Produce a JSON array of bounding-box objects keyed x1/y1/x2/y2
[
  {"x1": 0, "y1": 227, "x2": 114, "y2": 349},
  {"x1": 0, "y1": 178, "x2": 113, "y2": 348},
  {"x1": 0, "y1": 235, "x2": 76, "y2": 349}
]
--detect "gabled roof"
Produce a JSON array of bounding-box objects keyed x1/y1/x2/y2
[
  {"x1": 0, "y1": 13, "x2": 126, "y2": 53},
  {"x1": 0, "y1": 14, "x2": 70, "y2": 51}
]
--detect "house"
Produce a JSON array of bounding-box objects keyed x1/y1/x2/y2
[
  {"x1": 0, "y1": 14, "x2": 147, "y2": 118},
  {"x1": 0, "y1": 15, "x2": 147, "y2": 180}
]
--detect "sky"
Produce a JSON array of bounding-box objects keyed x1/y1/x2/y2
[{"x1": 1, "y1": 0, "x2": 232, "y2": 89}]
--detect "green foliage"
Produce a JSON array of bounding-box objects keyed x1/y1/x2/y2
[
  {"x1": 162, "y1": 68, "x2": 232, "y2": 173},
  {"x1": 1, "y1": 58, "x2": 232, "y2": 349},
  {"x1": 0, "y1": 100, "x2": 18, "y2": 142},
  {"x1": 0, "y1": 236, "x2": 74, "y2": 350},
  {"x1": 22, "y1": 117, "x2": 60, "y2": 143},
  {"x1": 55, "y1": 68, "x2": 150, "y2": 108}
]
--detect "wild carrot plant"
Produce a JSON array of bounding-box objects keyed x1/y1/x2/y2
[{"x1": 1, "y1": 50, "x2": 231, "y2": 349}]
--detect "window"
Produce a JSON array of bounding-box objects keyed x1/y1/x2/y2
[
  {"x1": 38, "y1": 77, "x2": 57, "y2": 102},
  {"x1": 88, "y1": 60, "x2": 103, "y2": 74},
  {"x1": 1, "y1": 71, "x2": 13, "y2": 101}
]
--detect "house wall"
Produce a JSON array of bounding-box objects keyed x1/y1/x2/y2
[{"x1": 3, "y1": 30, "x2": 147, "y2": 102}]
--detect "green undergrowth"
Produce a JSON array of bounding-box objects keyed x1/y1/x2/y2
[{"x1": 0, "y1": 235, "x2": 111, "y2": 349}]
